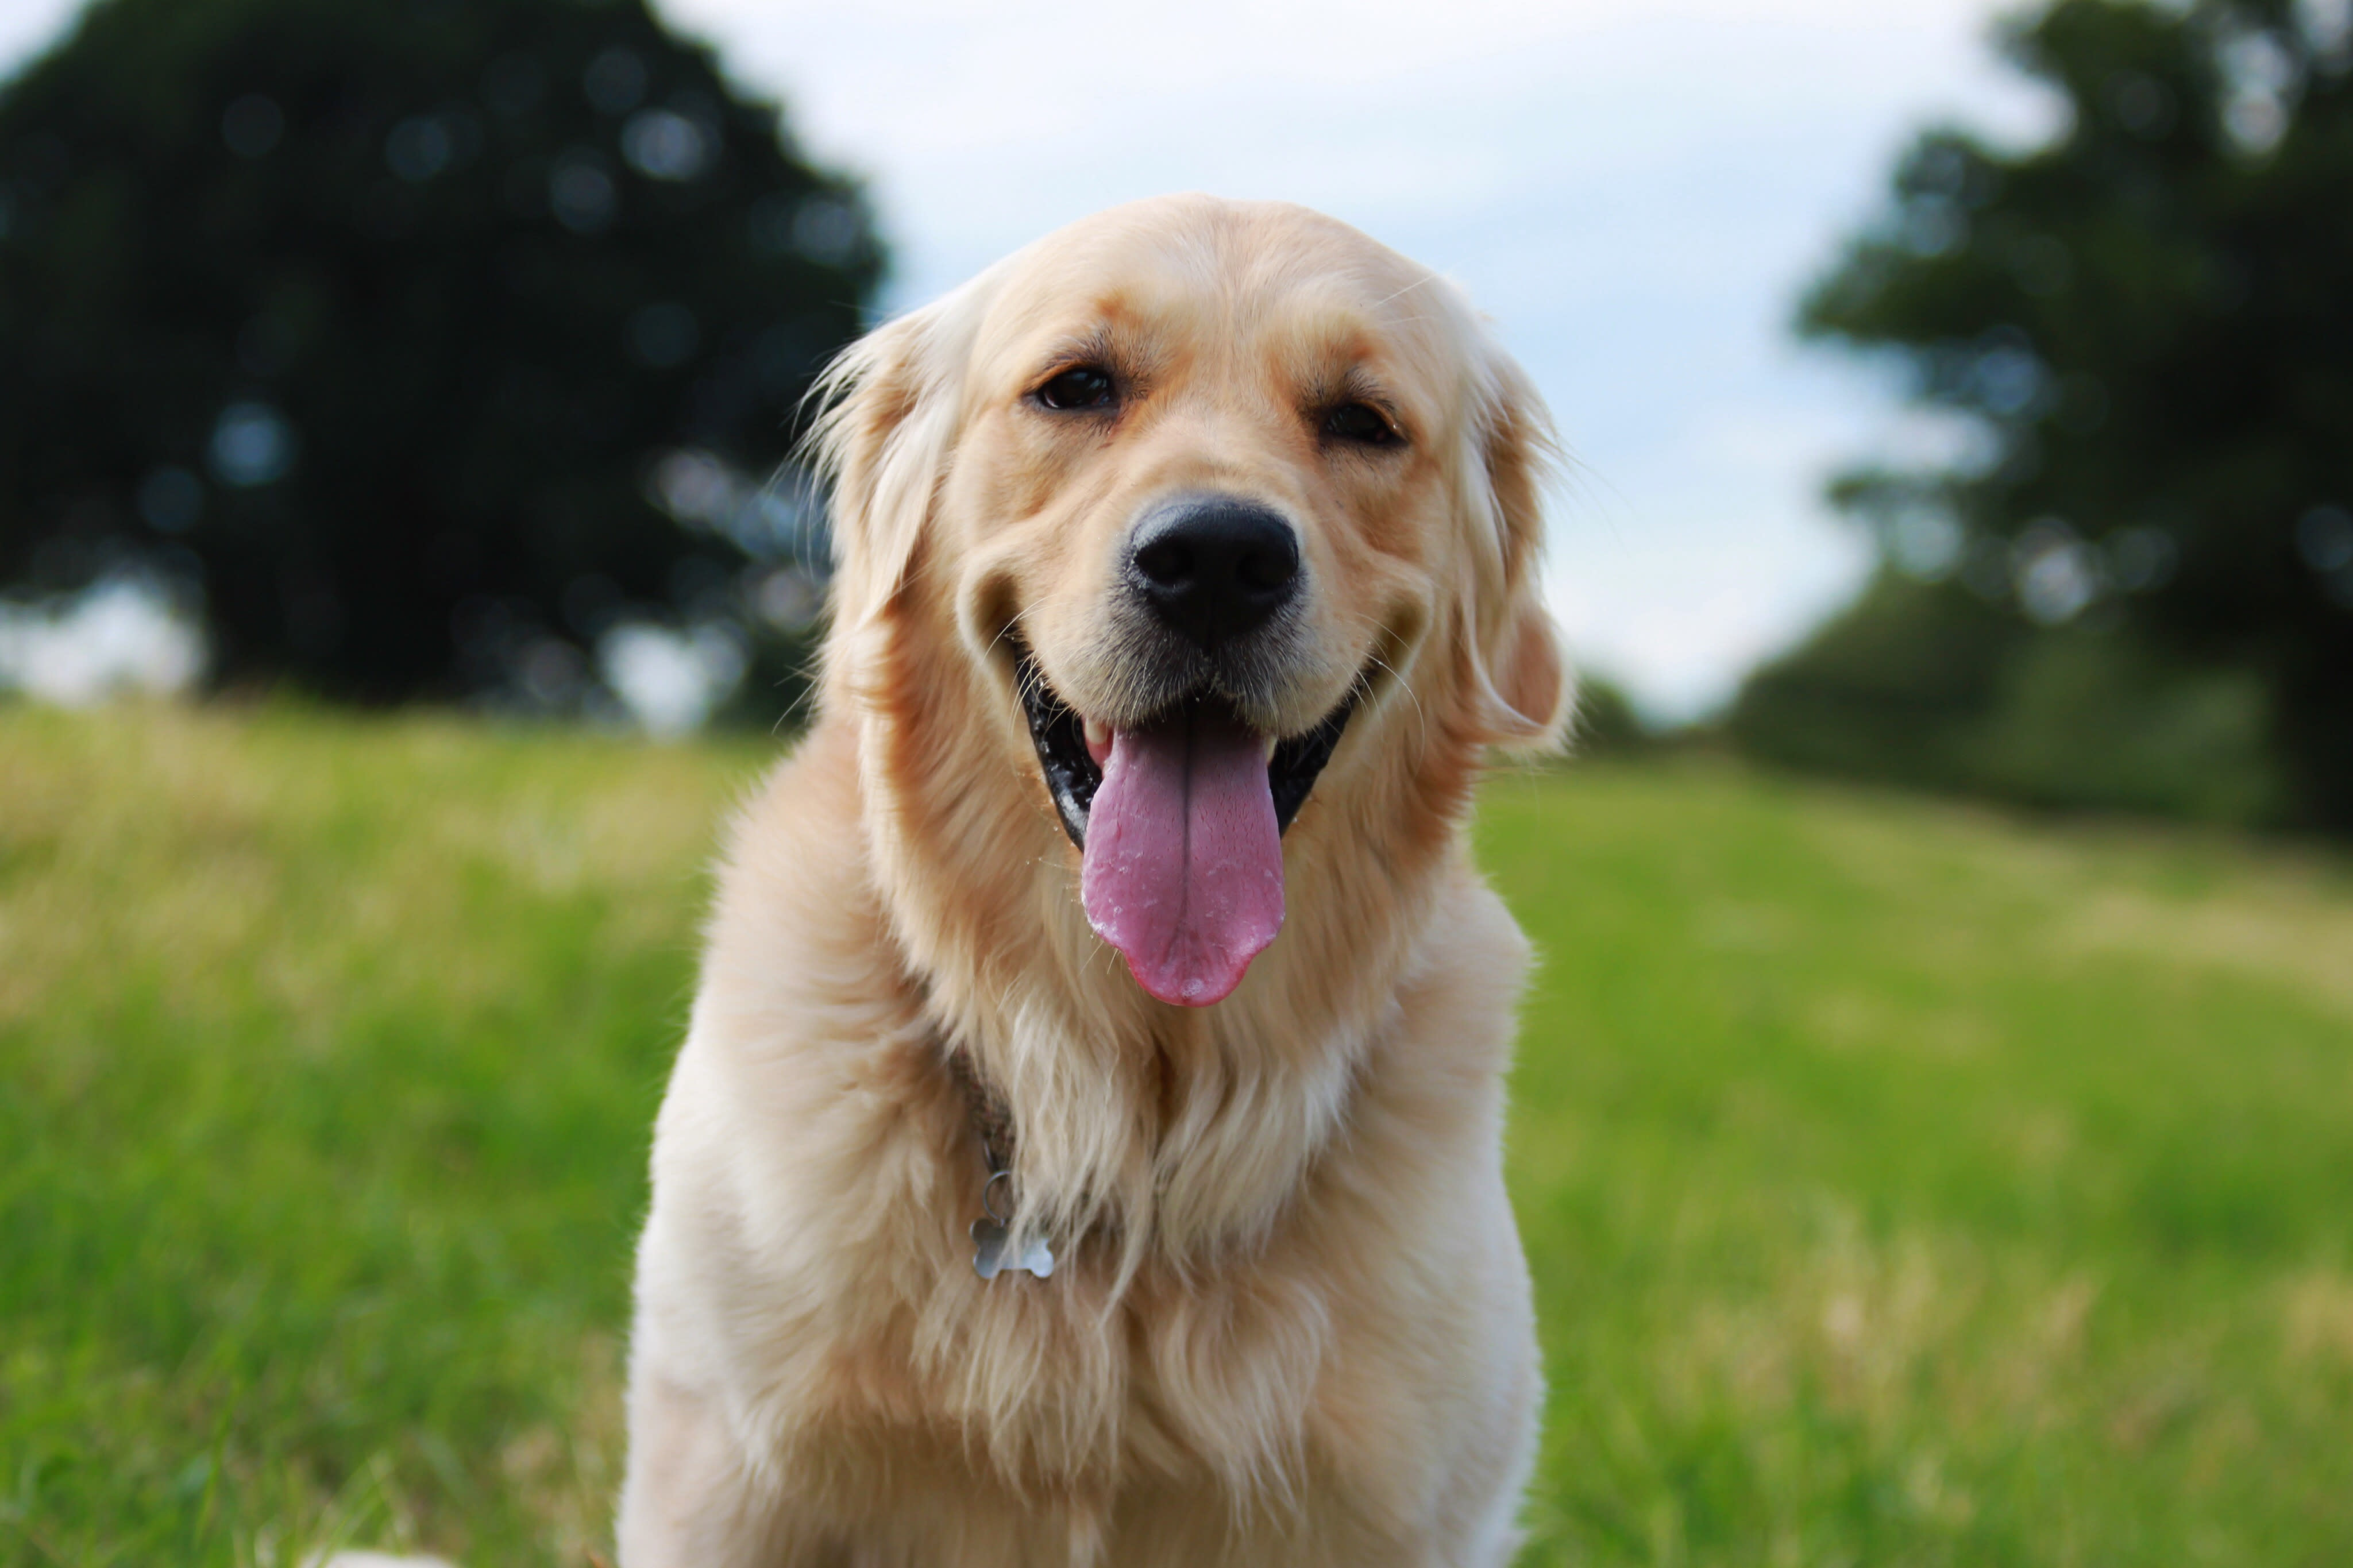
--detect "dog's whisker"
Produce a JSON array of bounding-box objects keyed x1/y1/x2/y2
[
  {"x1": 987, "y1": 602, "x2": 1043, "y2": 667},
  {"x1": 1362, "y1": 651, "x2": 1430, "y2": 754},
  {"x1": 1368, "y1": 271, "x2": 1442, "y2": 310}
]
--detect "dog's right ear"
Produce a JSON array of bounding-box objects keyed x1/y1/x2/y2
[
  {"x1": 807, "y1": 298, "x2": 967, "y2": 636},
  {"x1": 1458, "y1": 343, "x2": 1570, "y2": 755}
]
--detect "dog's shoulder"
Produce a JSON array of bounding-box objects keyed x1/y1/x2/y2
[{"x1": 656, "y1": 710, "x2": 946, "y2": 1248}]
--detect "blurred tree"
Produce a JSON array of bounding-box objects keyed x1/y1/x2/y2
[
  {"x1": 1567, "y1": 671, "x2": 1653, "y2": 756},
  {"x1": 0, "y1": 0, "x2": 880, "y2": 711},
  {"x1": 1732, "y1": 571, "x2": 2286, "y2": 822},
  {"x1": 1735, "y1": 0, "x2": 2353, "y2": 828}
]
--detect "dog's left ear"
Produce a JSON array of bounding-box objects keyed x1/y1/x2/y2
[
  {"x1": 1461, "y1": 346, "x2": 1569, "y2": 752},
  {"x1": 808, "y1": 303, "x2": 961, "y2": 636}
]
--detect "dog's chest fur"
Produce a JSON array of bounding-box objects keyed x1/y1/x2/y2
[
  {"x1": 627, "y1": 718, "x2": 1537, "y2": 1564},
  {"x1": 658, "y1": 999, "x2": 1510, "y2": 1563}
]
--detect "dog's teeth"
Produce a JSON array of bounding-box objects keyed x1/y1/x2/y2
[
  {"x1": 1083, "y1": 717, "x2": 1112, "y2": 763},
  {"x1": 1265, "y1": 734, "x2": 1279, "y2": 760}
]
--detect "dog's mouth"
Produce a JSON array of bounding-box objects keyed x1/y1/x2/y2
[
  {"x1": 1016, "y1": 655, "x2": 1353, "y2": 850},
  {"x1": 1015, "y1": 649, "x2": 1353, "y2": 1007}
]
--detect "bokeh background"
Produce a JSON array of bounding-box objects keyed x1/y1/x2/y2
[{"x1": 3, "y1": 0, "x2": 2350, "y2": 1563}]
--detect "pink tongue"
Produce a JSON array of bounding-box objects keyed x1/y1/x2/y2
[{"x1": 1081, "y1": 708, "x2": 1283, "y2": 1006}]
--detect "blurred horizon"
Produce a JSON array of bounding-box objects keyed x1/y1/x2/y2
[{"x1": 0, "y1": 0, "x2": 2045, "y2": 721}]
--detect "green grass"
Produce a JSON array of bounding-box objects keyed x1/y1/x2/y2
[{"x1": 4, "y1": 705, "x2": 2351, "y2": 1565}]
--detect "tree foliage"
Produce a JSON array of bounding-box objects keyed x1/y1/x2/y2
[
  {"x1": 0, "y1": 0, "x2": 882, "y2": 708},
  {"x1": 1746, "y1": 0, "x2": 2353, "y2": 827},
  {"x1": 1732, "y1": 571, "x2": 2286, "y2": 822}
]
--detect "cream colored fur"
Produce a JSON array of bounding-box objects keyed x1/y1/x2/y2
[{"x1": 618, "y1": 195, "x2": 1567, "y2": 1567}]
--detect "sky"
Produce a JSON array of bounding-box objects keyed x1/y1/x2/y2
[{"x1": 0, "y1": 0, "x2": 2058, "y2": 719}]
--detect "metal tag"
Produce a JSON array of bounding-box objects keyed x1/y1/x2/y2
[
  {"x1": 971, "y1": 1169, "x2": 1054, "y2": 1279},
  {"x1": 971, "y1": 1218, "x2": 1055, "y2": 1280}
]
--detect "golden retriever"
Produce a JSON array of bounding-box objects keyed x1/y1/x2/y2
[{"x1": 617, "y1": 194, "x2": 1568, "y2": 1566}]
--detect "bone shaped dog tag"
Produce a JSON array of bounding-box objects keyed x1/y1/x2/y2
[{"x1": 971, "y1": 1218, "x2": 1055, "y2": 1280}]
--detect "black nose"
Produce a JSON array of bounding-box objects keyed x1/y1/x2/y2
[{"x1": 1127, "y1": 496, "x2": 1301, "y2": 648}]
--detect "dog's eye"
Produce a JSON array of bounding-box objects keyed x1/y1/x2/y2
[
  {"x1": 1325, "y1": 401, "x2": 1402, "y2": 447},
  {"x1": 1035, "y1": 365, "x2": 1117, "y2": 412}
]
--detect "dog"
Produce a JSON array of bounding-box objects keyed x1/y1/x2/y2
[{"x1": 617, "y1": 194, "x2": 1568, "y2": 1566}]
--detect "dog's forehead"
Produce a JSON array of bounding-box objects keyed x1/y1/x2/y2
[{"x1": 974, "y1": 199, "x2": 1462, "y2": 387}]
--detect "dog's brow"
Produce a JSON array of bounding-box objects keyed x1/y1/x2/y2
[
  {"x1": 1304, "y1": 362, "x2": 1407, "y2": 420},
  {"x1": 1032, "y1": 324, "x2": 1121, "y2": 379}
]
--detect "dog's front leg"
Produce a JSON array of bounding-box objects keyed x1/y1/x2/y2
[{"x1": 615, "y1": 1369, "x2": 813, "y2": 1568}]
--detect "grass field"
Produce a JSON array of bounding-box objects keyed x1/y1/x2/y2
[{"x1": 3, "y1": 704, "x2": 2351, "y2": 1566}]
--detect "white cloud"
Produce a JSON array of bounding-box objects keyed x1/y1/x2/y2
[
  {"x1": 597, "y1": 621, "x2": 746, "y2": 739},
  {"x1": 0, "y1": 577, "x2": 207, "y2": 708}
]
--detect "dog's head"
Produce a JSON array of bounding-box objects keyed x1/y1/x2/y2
[{"x1": 814, "y1": 196, "x2": 1563, "y2": 1008}]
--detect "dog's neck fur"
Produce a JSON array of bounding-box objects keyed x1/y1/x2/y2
[{"x1": 836, "y1": 588, "x2": 1488, "y2": 1285}]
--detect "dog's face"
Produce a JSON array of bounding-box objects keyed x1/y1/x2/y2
[{"x1": 817, "y1": 198, "x2": 1564, "y2": 1007}]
